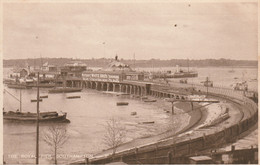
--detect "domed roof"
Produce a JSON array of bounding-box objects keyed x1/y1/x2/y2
[{"x1": 103, "y1": 56, "x2": 133, "y2": 72}]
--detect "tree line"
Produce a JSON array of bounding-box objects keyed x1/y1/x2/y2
[{"x1": 3, "y1": 58, "x2": 257, "y2": 68}]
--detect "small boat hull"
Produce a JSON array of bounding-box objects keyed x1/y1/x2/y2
[
  {"x1": 40, "y1": 95, "x2": 48, "y2": 98},
  {"x1": 144, "y1": 99, "x2": 157, "y2": 102},
  {"x1": 26, "y1": 83, "x2": 55, "y2": 88},
  {"x1": 66, "y1": 96, "x2": 81, "y2": 99},
  {"x1": 7, "y1": 84, "x2": 31, "y2": 89},
  {"x1": 172, "y1": 72, "x2": 198, "y2": 78},
  {"x1": 117, "y1": 102, "x2": 129, "y2": 106},
  {"x1": 131, "y1": 112, "x2": 137, "y2": 115},
  {"x1": 3, "y1": 111, "x2": 70, "y2": 123},
  {"x1": 140, "y1": 121, "x2": 155, "y2": 124}
]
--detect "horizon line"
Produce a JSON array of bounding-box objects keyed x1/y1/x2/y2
[{"x1": 3, "y1": 57, "x2": 258, "y2": 61}]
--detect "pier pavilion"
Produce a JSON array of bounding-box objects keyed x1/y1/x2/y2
[{"x1": 63, "y1": 57, "x2": 152, "y2": 96}]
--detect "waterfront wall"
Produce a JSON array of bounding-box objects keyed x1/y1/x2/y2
[{"x1": 70, "y1": 80, "x2": 258, "y2": 164}]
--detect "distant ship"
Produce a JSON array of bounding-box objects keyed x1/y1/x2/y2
[
  {"x1": 166, "y1": 65, "x2": 198, "y2": 78},
  {"x1": 172, "y1": 67, "x2": 198, "y2": 78}
]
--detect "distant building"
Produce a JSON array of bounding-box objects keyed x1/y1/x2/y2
[
  {"x1": 61, "y1": 61, "x2": 87, "y2": 77},
  {"x1": 41, "y1": 62, "x2": 58, "y2": 72},
  {"x1": 10, "y1": 68, "x2": 28, "y2": 78},
  {"x1": 39, "y1": 71, "x2": 59, "y2": 80}
]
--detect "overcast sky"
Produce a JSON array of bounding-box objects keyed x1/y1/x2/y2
[{"x1": 3, "y1": 1, "x2": 258, "y2": 60}]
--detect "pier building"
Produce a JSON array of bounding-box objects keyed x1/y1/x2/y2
[
  {"x1": 61, "y1": 61, "x2": 87, "y2": 77},
  {"x1": 79, "y1": 57, "x2": 148, "y2": 94},
  {"x1": 10, "y1": 68, "x2": 28, "y2": 78},
  {"x1": 41, "y1": 62, "x2": 58, "y2": 72}
]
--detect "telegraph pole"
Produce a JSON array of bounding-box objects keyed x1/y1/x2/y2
[{"x1": 36, "y1": 72, "x2": 40, "y2": 164}]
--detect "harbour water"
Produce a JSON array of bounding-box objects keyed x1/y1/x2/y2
[
  {"x1": 3, "y1": 66, "x2": 257, "y2": 164},
  {"x1": 4, "y1": 87, "x2": 181, "y2": 163},
  {"x1": 138, "y1": 66, "x2": 258, "y2": 91}
]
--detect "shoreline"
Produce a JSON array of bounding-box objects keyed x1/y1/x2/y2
[{"x1": 93, "y1": 95, "x2": 205, "y2": 158}]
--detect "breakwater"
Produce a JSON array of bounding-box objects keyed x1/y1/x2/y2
[{"x1": 70, "y1": 80, "x2": 257, "y2": 164}]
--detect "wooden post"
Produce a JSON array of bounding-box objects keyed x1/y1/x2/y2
[
  {"x1": 203, "y1": 133, "x2": 206, "y2": 148},
  {"x1": 154, "y1": 144, "x2": 158, "y2": 164},
  {"x1": 171, "y1": 102, "x2": 174, "y2": 115},
  {"x1": 168, "y1": 151, "x2": 172, "y2": 164},
  {"x1": 135, "y1": 148, "x2": 138, "y2": 163},
  {"x1": 188, "y1": 138, "x2": 191, "y2": 154},
  {"x1": 231, "y1": 145, "x2": 235, "y2": 151},
  {"x1": 85, "y1": 158, "x2": 89, "y2": 164}
]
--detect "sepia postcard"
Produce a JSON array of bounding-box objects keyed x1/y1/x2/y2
[{"x1": 1, "y1": 0, "x2": 258, "y2": 164}]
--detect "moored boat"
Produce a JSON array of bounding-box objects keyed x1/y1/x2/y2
[
  {"x1": 4, "y1": 74, "x2": 70, "y2": 123},
  {"x1": 7, "y1": 84, "x2": 31, "y2": 89},
  {"x1": 140, "y1": 121, "x2": 155, "y2": 124},
  {"x1": 66, "y1": 96, "x2": 81, "y2": 99},
  {"x1": 116, "y1": 102, "x2": 129, "y2": 106},
  {"x1": 171, "y1": 70, "x2": 198, "y2": 78},
  {"x1": 26, "y1": 83, "x2": 56, "y2": 88},
  {"x1": 40, "y1": 95, "x2": 48, "y2": 98},
  {"x1": 144, "y1": 99, "x2": 157, "y2": 102},
  {"x1": 131, "y1": 112, "x2": 137, "y2": 115},
  {"x1": 3, "y1": 111, "x2": 70, "y2": 123},
  {"x1": 166, "y1": 63, "x2": 198, "y2": 78}
]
